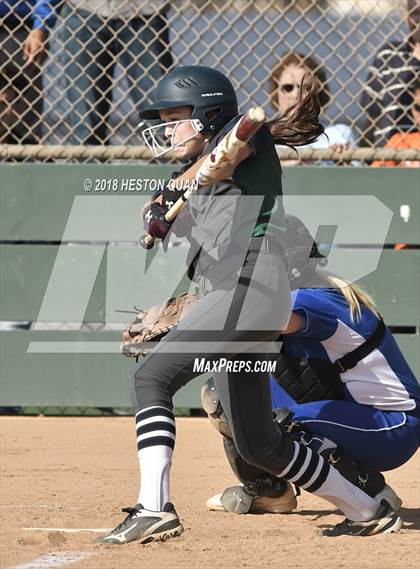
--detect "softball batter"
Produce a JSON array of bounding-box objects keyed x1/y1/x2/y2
[{"x1": 96, "y1": 66, "x2": 400, "y2": 544}]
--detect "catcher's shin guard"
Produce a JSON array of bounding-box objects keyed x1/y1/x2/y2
[
  {"x1": 202, "y1": 378, "x2": 286, "y2": 485},
  {"x1": 321, "y1": 447, "x2": 386, "y2": 498},
  {"x1": 223, "y1": 436, "x2": 291, "y2": 494},
  {"x1": 217, "y1": 439, "x2": 296, "y2": 514},
  {"x1": 201, "y1": 376, "x2": 233, "y2": 438},
  {"x1": 201, "y1": 435, "x2": 296, "y2": 514},
  {"x1": 212, "y1": 480, "x2": 297, "y2": 514},
  {"x1": 202, "y1": 379, "x2": 296, "y2": 514}
]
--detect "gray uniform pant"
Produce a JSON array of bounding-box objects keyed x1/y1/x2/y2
[{"x1": 130, "y1": 238, "x2": 295, "y2": 473}]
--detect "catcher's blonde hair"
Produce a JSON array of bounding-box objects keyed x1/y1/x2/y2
[{"x1": 326, "y1": 276, "x2": 379, "y2": 322}]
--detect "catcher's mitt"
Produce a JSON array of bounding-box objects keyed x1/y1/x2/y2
[{"x1": 121, "y1": 291, "x2": 199, "y2": 358}]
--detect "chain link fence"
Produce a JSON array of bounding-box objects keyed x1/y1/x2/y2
[
  {"x1": 0, "y1": 0, "x2": 419, "y2": 162},
  {"x1": 1, "y1": 1, "x2": 418, "y2": 415}
]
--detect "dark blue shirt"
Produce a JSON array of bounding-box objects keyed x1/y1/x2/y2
[
  {"x1": 0, "y1": 0, "x2": 60, "y2": 30},
  {"x1": 283, "y1": 287, "x2": 420, "y2": 412},
  {"x1": 360, "y1": 40, "x2": 420, "y2": 145}
]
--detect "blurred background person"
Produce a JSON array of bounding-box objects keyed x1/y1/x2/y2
[
  {"x1": 360, "y1": 0, "x2": 420, "y2": 147},
  {"x1": 371, "y1": 80, "x2": 420, "y2": 168},
  {"x1": 0, "y1": 63, "x2": 31, "y2": 143},
  {"x1": 0, "y1": 0, "x2": 60, "y2": 143},
  {"x1": 269, "y1": 52, "x2": 356, "y2": 164},
  {"x1": 59, "y1": 0, "x2": 172, "y2": 145}
]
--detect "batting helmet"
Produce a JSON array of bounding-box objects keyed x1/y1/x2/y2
[{"x1": 138, "y1": 66, "x2": 238, "y2": 134}]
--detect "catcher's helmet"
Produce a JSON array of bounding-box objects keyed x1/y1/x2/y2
[
  {"x1": 285, "y1": 214, "x2": 327, "y2": 286},
  {"x1": 138, "y1": 66, "x2": 238, "y2": 134}
]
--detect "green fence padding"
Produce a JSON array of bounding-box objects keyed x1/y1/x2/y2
[
  {"x1": 283, "y1": 167, "x2": 419, "y2": 244},
  {"x1": 348, "y1": 249, "x2": 420, "y2": 326},
  {"x1": 0, "y1": 245, "x2": 106, "y2": 322},
  {"x1": 393, "y1": 334, "x2": 420, "y2": 379},
  {"x1": 0, "y1": 164, "x2": 172, "y2": 241},
  {"x1": 1, "y1": 246, "x2": 418, "y2": 325},
  {"x1": 0, "y1": 243, "x2": 192, "y2": 322},
  {"x1": 1, "y1": 165, "x2": 419, "y2": 409},
  {"x1": 1, "y1": 165, "x2": 419, "y2": 243},
  {"x1": 0, "y1": 330, "x2": 417, "y2": 407},
  {"x1": 0, "y1": 331, "x2": 208, "y2": 407}
]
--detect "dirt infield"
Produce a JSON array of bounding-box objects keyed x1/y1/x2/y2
[{"x1": 1, "y1": 417, "x2": 419, "y2": 569}]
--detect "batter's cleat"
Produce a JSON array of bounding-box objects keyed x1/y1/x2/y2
[
  {"x1": 94, "y1": 502, "x2": 184, "y2": 545},
  {"x1": 374, "y1": 484, "x2": 402, "y2": 512},
  {"x1": 322, "y1": 500, "x2": 403, "y2": 537},
  {"x1": 206, "y1": 481, "x2": 297, "y2": 514}
]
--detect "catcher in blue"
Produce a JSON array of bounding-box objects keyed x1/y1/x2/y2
[
  {"x1": 204, "y1": 215, "x2": 420, "y2": 536},
  {"x1": 95, "y1": 65, "x2": 406, "y2": 545}
]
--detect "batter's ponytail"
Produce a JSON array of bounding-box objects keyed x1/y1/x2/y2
[{"x1": 267, "y1": 73, "x2": 324, "y2": 148}]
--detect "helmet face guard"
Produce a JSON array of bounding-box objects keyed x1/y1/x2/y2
[{"x1": 140, "y1": 118, "x2": 204, "y2": 158}]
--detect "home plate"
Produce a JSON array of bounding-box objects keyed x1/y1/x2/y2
[{"x1": 8, "y1": 551, "x2": 93, "y2": 569}]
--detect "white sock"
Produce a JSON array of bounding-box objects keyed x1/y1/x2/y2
[
  {"x1": 138, "y1": 445, "x2": 172, "y2": 511},
  {"x1": 135, "y1": 405, "x2": 175, "y2": 512},
  {"x1": 313, "y1": 466, "x2": 380, "y2": 521}
]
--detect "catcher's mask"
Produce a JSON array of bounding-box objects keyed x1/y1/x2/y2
[
  {"x1": 285, "y1": 214, "x2": 327, "y2": 287},
  {"x1": 139, "y1": 118, "x2": 204, "y2": 158}
]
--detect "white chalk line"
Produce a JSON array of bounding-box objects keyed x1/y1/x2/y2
[
  {"x1": 1, "y1": 505, "x2": 82, "y2": 511},
  {"x1": 8, "y1": 551, "x2": 93, "y2": 569},
  {"x1": 23, "y1": 527, "x2": 111, "y2": 534}
]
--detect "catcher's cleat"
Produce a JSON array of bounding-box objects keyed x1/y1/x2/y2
[
  {"x1": 322, "y1": 500, "x2": 402, "y2": 537},
  {"x1": 206, "y1": 481, "x2": 297, "y2": 514},
  {"x1": 94, "y1": 502, "x2": 184, "y2": 545}
]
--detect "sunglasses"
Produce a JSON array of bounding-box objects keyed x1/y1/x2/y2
[{"x1": 279, "y1": 83, "x2": 301, "y2": 93}]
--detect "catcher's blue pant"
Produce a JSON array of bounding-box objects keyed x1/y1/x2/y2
[{"x1": 270, "y1": 378, "x2": 420, "y2": 472}]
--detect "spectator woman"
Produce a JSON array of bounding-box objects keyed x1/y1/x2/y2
[{"x1": 269, "y1": 52, "x2": 357, "y2": 162}]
